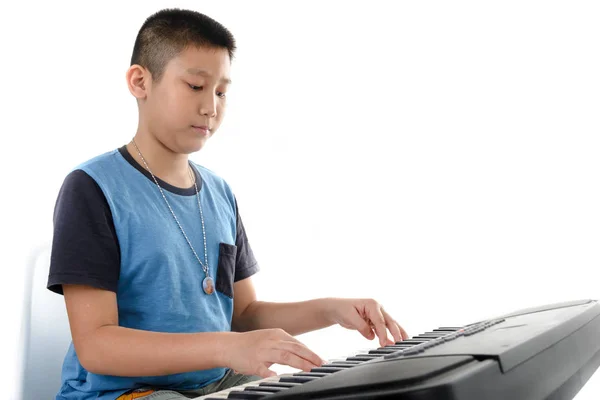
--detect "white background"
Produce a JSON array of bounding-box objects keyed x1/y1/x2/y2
[{"x1": 1, "y1": 0, "x2": 599, "y2": 399}]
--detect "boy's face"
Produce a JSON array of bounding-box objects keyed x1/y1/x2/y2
[{"x1": 139, "y1": 45, "x2": 231, "y2": 154}]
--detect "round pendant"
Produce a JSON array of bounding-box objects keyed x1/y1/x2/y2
[{"x1": 202, "y1": 276, "x2": 214, "y2": 295}]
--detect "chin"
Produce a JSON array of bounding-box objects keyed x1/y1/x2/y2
[
  {"x1": 186, "y1": 138, "x2": 208, "y2": 154},
  {"x1": 180, "y1": 143, "x2": 203, "y2": 155}
]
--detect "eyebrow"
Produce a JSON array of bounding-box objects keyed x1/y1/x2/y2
[{"x1": 186, "y1": 68, "x2": 231, "y2": 84}]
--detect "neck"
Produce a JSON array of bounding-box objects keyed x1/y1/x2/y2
[{"x1": 127, "y1": 134, "x2": 193, "y2": 189}]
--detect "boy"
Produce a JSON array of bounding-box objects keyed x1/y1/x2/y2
[{"x1": 47, "y1": 8, "x2": 408, "y2": 400}]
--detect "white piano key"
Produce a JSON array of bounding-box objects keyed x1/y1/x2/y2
[
  {"x1": 192, "y1": 345, "x2": 383, "y2": 399},
  {"x1": 192, "y1": 333, "x2": 440, "y2": 399},
  {"x1": 192, "y1": 374, "x2": 296, "y2": 399}
]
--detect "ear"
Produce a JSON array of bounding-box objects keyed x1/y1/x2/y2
[{"x1": 126, "y1": 65, "x2": 149, "y2": 99}]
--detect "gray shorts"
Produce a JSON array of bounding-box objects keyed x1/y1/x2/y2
[{"x1": 116, "y1": 369, "x2": 263, "y2": 399}]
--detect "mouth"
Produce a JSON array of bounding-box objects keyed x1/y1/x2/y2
[{"x1": 192, "y1": 125, "x2": 211, "y2": 135}]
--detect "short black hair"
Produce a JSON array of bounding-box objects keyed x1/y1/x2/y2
[{"x1": 131, "y1": 8, "x2": 236, "y2": 83}]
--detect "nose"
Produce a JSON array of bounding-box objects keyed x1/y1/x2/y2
[{"x1": 199, "y1": 92, "x2": 217, "y2": 118}]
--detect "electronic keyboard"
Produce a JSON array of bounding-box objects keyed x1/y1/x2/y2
[{"x1": 195, "y1": 299, "x2": 600, "y2": 400}]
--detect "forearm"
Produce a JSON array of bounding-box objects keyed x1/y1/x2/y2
[
  {"x1": 77, "y1": 325, "x2": 235, "y2": 377},
  {"x1": 238, "y1": 298, "x2": 335, "y2": 336}
]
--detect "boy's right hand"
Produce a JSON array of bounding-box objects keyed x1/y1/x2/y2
[{"x1": 222, "y1": 328, "x2": 326, "y2": 378}]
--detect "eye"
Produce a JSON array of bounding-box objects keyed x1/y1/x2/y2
[{"x1": 189, "y1": 84, "x2": 226, "y2": 99}]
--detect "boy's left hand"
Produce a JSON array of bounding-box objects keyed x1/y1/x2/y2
[{"x1": 325, "y1": 298, "x2": 410, "y2": 347}]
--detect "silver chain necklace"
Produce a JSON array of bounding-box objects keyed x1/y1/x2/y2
[{"x1": 130, "y1": 138, "x2": 214, "y2": 295}]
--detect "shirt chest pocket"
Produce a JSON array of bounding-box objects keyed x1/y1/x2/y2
[{"x1": 216, "y1": 242, "x2": 237, "y2": 298}]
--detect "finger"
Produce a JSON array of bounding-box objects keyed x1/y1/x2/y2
[
  {"x1": 256, "y1": 364, "x2": 277, "y2": 378},
  {"x1": 269, "y1": 347, "x2": 320, "y2": 372},
  {"x1": 344, "y1": 310, "x2": 376, "y2": 340},
  {"x1": 279, "y1": 331, "x2": 326, "y2": 366},
  {"x1": 381, "y1": 308, "x2": 402, "y2": 343},
  {"x1": 279, "y1": 340, "x2": 326, "y2": 367},
  {"x1": 276, "y1": 329, "x2": 318, "y2": 348},
  {"x1": 369, "y1": 306, "x2": 390, "y2": 347},
  {"x1": 275, "y1": 335, "x2": 327, "y2": 366},
  {"x1": 364, "y1": 323, "x2": 376, "y2": 340},
  {"x1": 398, "y1": 322, "x2": 410, "y2": 340}
]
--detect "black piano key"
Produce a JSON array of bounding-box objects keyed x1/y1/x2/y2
[
  {"x1": 433, "y1": 327, "x2": 463, "y2": 331},
  {"x1": 279, "y1": 375, "x2": 320, "y2": 384},
  {"x1": 258, "y1": 382, "x2": 300, "y2": 388},
  {"x1": 369, "y1": 348, "x2": 400, "y2": 355},
  {"x1": 294, "y1": 372, "x2": 329, "y2": 377},
  {"x1": 415, "y1": 334, "x2": 447, "y2": 339},
  {"x1": 356, "y1": 353, "x2": 383, "y2": 357},
  {"x1": 346, "y1": 355, "x2": 379, "y2": 361},
  {"x1": 309, "y1": 367, "x2": 345, "y2": 373},
  {"x1": 328, "y1": 360, "x2": 363, "y2": 365},
  {"x1": 394, "y1": 340, "x2": 429, "y2": 345},
  {"x1": 321, "y1": 363, "x2": 355, "y2": 368},
  {"x1": 227, "y1": 390, "x2": 272, "y2": 399},
  {"x1": 244, "y1": 386, "x2": 286, "y2": 393}
]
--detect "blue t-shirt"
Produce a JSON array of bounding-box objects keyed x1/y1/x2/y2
[{"x1": 47, "y1": 146, "x2": 260, "y2": 400}]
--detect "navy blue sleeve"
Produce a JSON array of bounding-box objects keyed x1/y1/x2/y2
[
  {"x1": 233, "y1": 197, "x2": 260, "y2": 282},
  {"x1": 47, "y1": 169, "x2": 121, "y2": 295}
]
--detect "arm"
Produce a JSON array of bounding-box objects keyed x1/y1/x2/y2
[
  {"x1": 232, "y1": 278, "x2": 409, "y2": 346},
  {"x1": 231, "y1": 277, "x2": 334, "y2": 336},
  {"x1": 230, "y1": 201, "x2": 334, "y2": 335},
  {"x1": 52, "y1": 174, "x2": 322, "y2": 378},
  {"x1": 64, "y1": 284, "x2": 233, "y2": 377},
  {"x1": 229, "y1": 200, "x2": 405, "y2": 343},
  {"x1": 51, "y1": 171, "x2": 233, "y2": 376}
]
